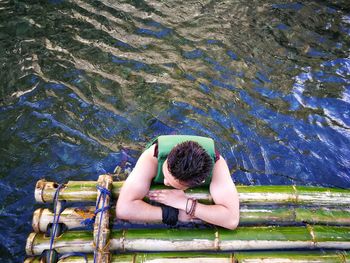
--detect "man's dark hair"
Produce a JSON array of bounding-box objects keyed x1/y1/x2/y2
[{"x1": 167, "y1": 141, "x2": 213, "y2": 187}]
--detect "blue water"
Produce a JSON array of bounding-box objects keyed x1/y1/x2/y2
[{"x1": 0, "y1": 0, "x2": 349, "y2": 261}]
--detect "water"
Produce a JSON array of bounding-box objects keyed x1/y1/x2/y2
[{"x1": 0, "y1": 0, "x2": 349, "y2": 261}]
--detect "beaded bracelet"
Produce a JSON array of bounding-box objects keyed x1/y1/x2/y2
[
  {"x1": 185, "y1": 198, "x2": 197, "y2": 217},
  {"x1": 189, "y1": 199, "x2": 197, "y2": 217},
  {"x1": 185, "y1": 198, "x2": 195, "y2": 215}
]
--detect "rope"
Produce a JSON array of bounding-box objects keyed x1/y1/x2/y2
[
  {"x1": 93, "y1": 185, "x2": 112, "y2": 263},
  {"x1": 48, "y1": 184, "x2": 66, "y2": 262},
  {"x1": 81, "y1": 217, "x2": 95, "y2": 227},
  {"x1": 92, "y1": 239, "x2": 111, "y2": 254},
  {"x1": 96, "y1": 185, "x2": 111, "y2": 196},
  {"x1": 80, "y1": 186, "x2": 111, "y2": 227},
  {"x1": 95, "y1": 205, "x2": 111, "y2": 215},
  {"x1": 80, "y1": 206, "x2": 111, "y2": 228}
]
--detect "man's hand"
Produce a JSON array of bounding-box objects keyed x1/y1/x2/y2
[{"x1": 148, "y1": 189, "x2": 187, "y2": 210}]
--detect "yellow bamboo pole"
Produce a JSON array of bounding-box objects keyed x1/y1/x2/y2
[
  {"x1": 92, "y1": 175, "x2": 113, "y2": 263},
  {"x1": 34, "y1": 180, "x2": 350, "y2": 206}
]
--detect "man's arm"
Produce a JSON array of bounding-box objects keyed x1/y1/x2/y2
[
  {"x1": 116, "y1": 145, "x2": 162, "y2": 222},
  {"x1": 190, "y1": 156, "x2": 240, "y2": 229}
]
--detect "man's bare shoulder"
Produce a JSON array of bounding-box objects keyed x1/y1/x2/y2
[
  {"x1": 210, "y1": 155, "x2": 238, "y2": 209},
  {"x1": 142, "y1": 144, "x2": 158, "y2": 164},
  {"x1": 211, "y1": 155, "x2": 235, "y2": 186},
  {"x1": 118, "y1": 144, "x2": 158, "y2": 202},
  {"x1": 213, "y1": 155, "x2": 229, "y2": 174},
  {"x1": 127, "y1": 144, "x2": 158, "y2": 181}
]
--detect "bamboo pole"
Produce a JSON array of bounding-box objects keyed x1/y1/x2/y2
[
  {"x1": 92, "y1": 175, "x2": 113, "y2": 263},
  {"x1": 24, "y1": 250, "x2": 350, "y2": 263},
  {"x1": 25, "y1": 226, "x2": 350, "y2": 256},
  {"x1": 32, "y1": 207, "x2": 97, "y2": 233},
  {"x1": 34, "y1": 180, "x2": 350, "y2": 206},
  {"x1": 295, "y1": 207, "x2": 350, "y2": 225},
  {"x1": 32, "y1": 206, "x2": 350, "y2": 233},
  {"x1": 234, "y1": 251, "x2": 350, "y2": 263}
]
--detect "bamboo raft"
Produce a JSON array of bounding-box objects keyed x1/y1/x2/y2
[{"x1": 25, "y1": 175, "x2": 350, "y2": 262}]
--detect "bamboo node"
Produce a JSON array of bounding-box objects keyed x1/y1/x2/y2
[
  {"x1": 338, "y1": 251, "x2": 347, "y2": 263},
  {"x1": 292, "y1": 185, "x2": 299, "y2": 203},
  {"x1": 291, "y1": 207, "x2": 297, "y2": 222},
  {"x1": 214, "y1": 229, "x2": 220, "y2": 251},
  {"x1": 35, "y1": 179, "x2": 47, "y2": 203},
  {"x1": 32, "y1": 208, "x2": 44, "y2": 233},
  {"x1": 25, "y1": 233, "x2": 36, "y2": 256},
  {"x1": 306, "y1": 224, "x2": 316, "y2": 246},
  {"x1": 121, "y1": 229, "x2": 126, "y2": 252}
]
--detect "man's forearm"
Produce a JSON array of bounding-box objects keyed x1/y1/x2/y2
[
  {"x1": 116, "y1": 199, "x2": 162, "y2": 222},
  {"x1": 186, "y1": 202, "x2": 239, "y2": 230}
]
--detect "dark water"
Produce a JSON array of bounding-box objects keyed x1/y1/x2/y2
[{"x1": 0, "y1": 0, "x2": 350, "y2": 261}]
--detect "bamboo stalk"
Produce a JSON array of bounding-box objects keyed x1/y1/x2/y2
[
  {"x1": 24, "y1": 250, "x2": 350, "y2": 263},
  {"x1": 238, "y1": 185, "x2": 350, "y2": 206},
  {"x1": 32, "y1": 206, "x2": 350, "y2": 233},
  {"x1": 25, "y1": 226, "x2": 350, "y2": 256},
  {"x1": 234, "y1": 250, "x2": 350, "y2": 263},
  {"x1": 92, "y1": 175, "x2": 113, "y2": 263},
  {"x1": 34, "y1": 180, "x2": 350, "y2": 206},
  {"x1": 295, "y1": 207, "x2": 350, "y2": 225},
  {"x1": 32, "y1": 207, "x2": 97, "y2": 233},
  {"x1": 240, "y1": 207, "x2": 350, "y2": 226},
  {"x1": 34, "y1": 180, "x2": 115, "y2": 203},
  {"x1": 295, "y1": 186, "x2": 350, "y2": 206}
]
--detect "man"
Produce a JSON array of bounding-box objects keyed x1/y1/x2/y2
[{"x1": 116, "y1": 135, "x2": 239, "y2": 229}]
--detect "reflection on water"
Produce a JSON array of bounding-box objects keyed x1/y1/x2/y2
[{"x1": 0, "y1": 0, "x2": 349, "y2": 261}]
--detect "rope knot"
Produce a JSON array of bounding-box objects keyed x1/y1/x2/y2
[{"x1": 96, "y1": 185, "x2": 111, "y2": 197}]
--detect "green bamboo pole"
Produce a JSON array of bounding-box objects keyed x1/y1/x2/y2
[
  {"x1": 24, "y1": 251, "x2": 350, "y2": 263},
  {"x1": 234, "y1": 251, "x2": 350, "y2": 263},
  {"x1": 295, "y1": 207, "x2": 350, "y2": 225},
  {"x1": 238, "y1": 185, "x2": 350, "y2": 206},
  {"x1": 34, "y1": 180, "x2": 350, "y2": 206},
  {"x1": 31, "y1": 206, "x2": 350, "y2": 233},
  {"x1": 25, "y1": 226, "x2": 350, "y2": 256},
  {"x1": 295, "y1": 185, "x2": 350, "y2": 206},
  {"x1": 240, "y1": 207, "x2": 350, "y2": 226},
  {"x1": 92, "y1": 175, "x2": 113, "y2": 263}
]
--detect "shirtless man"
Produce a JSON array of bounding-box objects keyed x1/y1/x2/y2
[{"x1": 116, "y1": 135, "x2": 239, "y2": 229}]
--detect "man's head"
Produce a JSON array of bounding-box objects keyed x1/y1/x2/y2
[{"x1": 163, "y1": 141, "x2": 213, "y2": 188}]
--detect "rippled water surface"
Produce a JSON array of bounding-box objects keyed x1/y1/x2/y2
[{"x1": 1, "y1": 0, "x2": 350, "y2": 261}]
